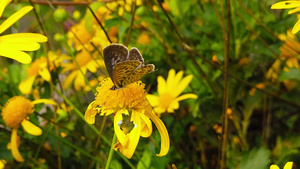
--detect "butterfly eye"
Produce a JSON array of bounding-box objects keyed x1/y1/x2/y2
[{"x1": 111, "y1": 85, "x2": 118, "y2": 90}]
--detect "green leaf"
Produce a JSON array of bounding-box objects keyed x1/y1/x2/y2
[
  {"x1": 137, "y1": 149, "x2": 152, "y2": 169},
  {"x1": 278, "y1": 68, "x2": 300, "y2": 82},
  {"x1": 239, "y1": 147, "x2": 270, "y2": 169}
]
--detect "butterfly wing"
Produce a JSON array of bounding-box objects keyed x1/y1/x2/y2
[
  {"x1": 103, "y1": 44, "x2": 129, "y2": 79},
  {"x1": 122, "y1": 64, "x2": 155, "y2": 87},
  {"x1": 112, "y1": 60, "x2": 142, "y2": 88},
  {"x1": 128, "y1": 47, "x2": 144, "y2": 64}
]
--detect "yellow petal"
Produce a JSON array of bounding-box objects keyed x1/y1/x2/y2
[
  {"x1": 146, "y1": 94, "x2": 159, "y2": 107},
  {"x1": 144, "y1": 108, "x2": 169, "y2": 157},
  {"x1": 0, "y1": 47, "x2": 32, "y2": 64},
  {"x1": 154, "y1": 107, "x2": 166, "y2": 114},
  {"x1": 38, "y1": 68, "x2": 51, "y2": 82},
  {"x1": 271, "y1": 1, "x2": 300, "y2": 9},
  {"x1": 284, "y1": 162, "x2": 293, "y2": 169},
  {"x1": 114, "y1": 110, "x2": 128, "y2": 147},
  {"x1": 292, "y1": 19, "x2": 300, "y2": 34},
  {"x1": 270, "y1": 165, "x2": 280, "y2": 169},
  {"x1": 21, "y1": 119, "x2": 42, "y2": 136},
  {"x1": 288, "y1": 6, "x2": 300, "y2": 14},
  {"x1": 0, "y1": 6, "x2": 33, "y2": 34},
  {"x1": 166, "y1": 69, "x2": 176, "y2": 87},
  {"x1": 31, "y1": 99, "x2": 57, "y2": 106},
  {"x1": 63, "y1": 71, "x2": 78, "y2": 89},
  {"x1": 84, "y1": 101, "x2": 97, "y2": 124},
  {"x1": 11, "y1": 128, "x2": 24, "y2": 162},
  {"x1": 167, "y1": 100, "x2": 178, "y2": 113},
  {"x1": 0, "y1": 159, "x2": 6, "y2": 169},
  {"x1": 140, "y1": 113, "x2": 152, "y2": 137},
  {"x1": 0, "y1": 33, "x2": 47, "y2": 43},
  {"x1": 169, "y1": 71, "x2": 183, "y2": 92},
  {"x1": 122, "y1": 110, "x2": 141, "y2": 158},
  {"x1": 175, "y1": 93, "x2": 198, "y2": 102},
  {"x1": 74, "y1": 68, "x2": 87, "y2": 91},
  {"x1": 173, "y1": 75, "x2": 193, "y2": 97},
  {"x1": 157, "y1": 76, "x2": 167, "y2": 94},
  {"x1": 19, "y1": 76, "x2": 36, "y2": 94},
  {"x1": 0, "y1": 42, "x2": 40, "y2": 51},
  {"x1": 0, "y1": 0, "x2": 12, "y2": 18}
]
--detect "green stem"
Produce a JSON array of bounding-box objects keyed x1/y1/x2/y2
[{"x1": 105, "y1": 133, "x2": 117, "y2": 169}]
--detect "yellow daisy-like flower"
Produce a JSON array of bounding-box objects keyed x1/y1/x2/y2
[
  {"x1": 19, "y1": 51, "x2": 68, "y2": 94},
  {"x1": 105, "y1": 0, "x2": 143, "y2": 16},
  {"x1": 85, "y1": 78, "x2": 169, "y2": 159},
  {"x1": 0, "y1": 0, "x2": 47, "y2": 64},
  {"x1": 62, "y1": 50, "x2": 105, "y2": 91},
  {"x1": 1, "y1": 96, "x2": 57, "y2": 162},
  {"x1": 271, "y1": 1, "x2": 300, "y2": 34},
  {"x1": 270, "y1": 161, "x2": 293, "y2": 169},
  {"x1": 146, "y1": 69, "x2": 198, "y2": 114}
]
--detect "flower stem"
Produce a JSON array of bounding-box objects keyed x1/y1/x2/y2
[{"x1": 105, "y1": 133, "x2": 117, "y2": 169}]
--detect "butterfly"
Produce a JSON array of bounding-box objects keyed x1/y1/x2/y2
[{"x1": 103, "y1": 44, "x2": 155, "y2": 89}]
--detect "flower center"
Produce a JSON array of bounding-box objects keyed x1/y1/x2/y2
[
  {"x1": 158, "y1": 92, "x2": 174, "y2": 111},
  {"x1": 2, "y1": 96, "x2": 34, "y2": 128}
]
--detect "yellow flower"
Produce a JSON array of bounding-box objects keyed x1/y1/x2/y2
[
  {"x1": 0, "y1": 160, "x2": 5, "y2": 169},
  {"x1": 19, "y1": 51, "x2": 68, "y2": 94},
  {"x1": 85, "y1": 78, "x2": 169, "y2": 159},
  {"x1": 1, "y1": 96, "x2": 57, "y2": 162},
  {"x1": 146, "y1": 69, "x2": 198, "y2": 114},
  {"x1": 270, "y1": 161, "x2": 293, "y2": 169},
  {"x1": 62, "y1": 50, "x2": 105, "y2": 91},
  {"x1": 0, "y1": 0, "x2": 47, "y2": 64},
  {"x1": 271, "y1": 1, "x2": 300, "y2": 34},
  {"x1": 105, "y1": 0, "x2": 143, "y2": 16}
]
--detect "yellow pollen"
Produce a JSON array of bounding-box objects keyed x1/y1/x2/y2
[
  {"x1": 2, "y1": 96, "x2": 34, "y2": 128},
  {"x1": 158, "y1": 92, "x2": 174, "y2": 111}
]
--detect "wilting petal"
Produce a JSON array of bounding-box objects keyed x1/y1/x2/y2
[
  {"x1": 271, "y1": 1, "x2": 300, "y2": 9},
  {"x1": 38, "y1": 68, "x2": 51, "y2": 82},
  {"x1": 0, "y1": 6, "x2": 33, "y2": 34},
  {"x1": 284, "y1": 162, "x2": 293, "y2": 169},
  {"x1": 31, "y1": 99, "x2": 58, "y2": 106},
  {"x1": 146, "y1": 94, "x2": 159, "y2": 107},
  {"x1": 21, "y1": 119, "x2": 42, "y2": 136},
  {"x1": 122, "y1": 110, "x2": 141, "y2": 158},
  {"x1": 175, "y1": 93, "x2": 198, "y2": 102},
  {"x1": 144, "y1": 108, "x2": 169, "y2": 157},
  {"x1": 140, "y1": 113, "x2": 152, "y2": 137},
  {"x1": 11, "y1": 129, "x2": 24, "y2": 162},
  {"x1": 19, "y1": 76, "x2": 36, "y2": 94},
  {"x1": 0, "y1": 47, "x2": 32, "y2": 64},
  {"x1": 114, "y1": 110, "x2": 128, "y2": 147}
]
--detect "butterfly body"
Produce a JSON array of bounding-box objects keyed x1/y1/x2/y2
[{"x1": 103, "y1": 44, "x2": 154, "y2": 88}]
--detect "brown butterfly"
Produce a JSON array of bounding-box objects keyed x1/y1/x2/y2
[{"x1": 103, "y1": 44, "x2": 154, "y2": 88}]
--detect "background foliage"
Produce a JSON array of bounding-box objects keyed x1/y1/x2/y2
[{"x1": 1, "y1": 0, "x2": 300, "y2": 168}]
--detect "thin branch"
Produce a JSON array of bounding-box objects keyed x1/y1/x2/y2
[{"x1": 125, "y1": 1, "x2": 137, "y2": 46}]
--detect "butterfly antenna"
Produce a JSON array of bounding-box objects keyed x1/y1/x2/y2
[{"x1": 88, "y1": 5, "x2": 112, "y2": 44}]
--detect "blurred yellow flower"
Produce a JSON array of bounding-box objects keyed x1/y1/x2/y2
[
  {"x1": 85, "y1": 78, "x2": 169, "y2": 159},
  {"x1": 105, "y1": 0, "x2": 142, "y2": 16},
  {"x1": 1, "y1": 96, "x2": 57, "y2": 162},
  {"x1": 271, "y1": 1, "x2": 300, "y2": 34},
  {"x1": 146, "y1": 69, "x2": 198, "y2": 114},
  {"x1": 0, "y1": 0, "x2": 47, "y2": 64},
  {"x1": 137, "y1": 33, "x2": 150, "y2": 45},
  {"x1": 0, "y1": 160, "x2": 5, "y2": 169},
  {"x1": 270, "y1": 161, "x2": 293, "y2": 169},
  {"x1": 19, "y1": 51, "x2": 68, "y2": 94},
  {"x1": 62, "y1": 50, "x2": 105, "y2": 91}
]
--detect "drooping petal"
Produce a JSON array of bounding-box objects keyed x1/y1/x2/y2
[
  {"x1": 121, "y1": 109, "x2": 141, "y2": 158},
  {"x1": 146, "y1": 94, "x2": 159, "y2": 107},
  {"x1": 11, "y1": 129, "x2": 24, "y2": 162},
  {"x1": 271, "y1": 1, "x2": 300, "y2": 9},
  {"x1": 292, "y1": 19, "x2": 300, "y2": 34},
  {"x1": 114, "y1": 109, "x2": 128, "y2": 147},
  {"x1": 19, "y1": 76, "x2": 36, "y2": 94},
  {"x1": 0, "y1": 0, "x2": 12, "y2": 17},
  {"x1": 84, "y1": 101, "x2": 97, "y2": 124},
  {"x1": 288, "y1": 6, "x2": 300, "y2": 14},
  {"x1": 0, "y1": 33, "x2": 47, "y2": 43},
  {"x1": 0, "y1": 47, "x2": 32, "y2": 64},
  {"x1": 38, "y1": 68, "x2": 51, "y2": 82},
  {"x1": 173, "y1": 74, "x2": 193, "y2": 97},
  {"x1": 31, "y1": 99, "x2": 58, "y2": 106},
  {"x1": 0, "y1": 6, "x2": 33, "y2": 34},
  {"x1": 144, "y1": 108, "x2": 169, "y2": 157},
  {"x1": 284, "y1": 162, "x2": 293, "y2": 169},
  {"x1": 139, "y1": 113, "x2": 152, "y2": 138},
  {"x1": 175, "y1": 93, "x2": 198, "y2": 102},
  {"x1": 21, "y1": 119, "x2": 42, "y2": 136}
]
